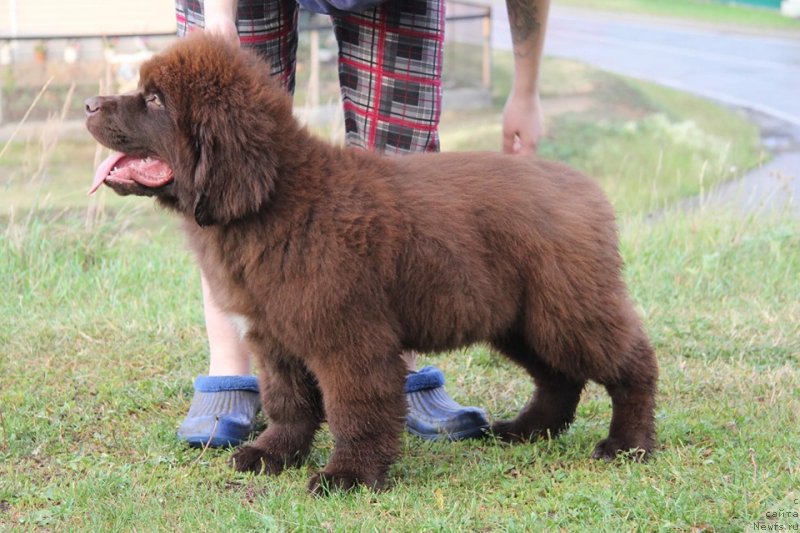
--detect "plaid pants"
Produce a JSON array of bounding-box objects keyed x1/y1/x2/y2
[{"x1": 176, "y1": 0, "x2": 444, "y2": 153}]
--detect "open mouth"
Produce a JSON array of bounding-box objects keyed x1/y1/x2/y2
[{"x1": 88, "y1": 151, "x2": 174, "y2": 195}]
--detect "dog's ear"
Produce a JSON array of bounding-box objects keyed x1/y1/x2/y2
[{"x1": 191, "y1": 117, "x2": 277, "y2": 227}]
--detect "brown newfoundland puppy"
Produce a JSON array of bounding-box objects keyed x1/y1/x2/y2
[{"x1": 85, "y1": 33, "x2": 657, "y2": 494}]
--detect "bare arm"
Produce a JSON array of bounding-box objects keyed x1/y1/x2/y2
[
  {"x1": 502, "y1": 0, "x2": 550, "y2": 155},
  {"x1": 204, "y1": 0, "x2": 240, "y2": 44}
]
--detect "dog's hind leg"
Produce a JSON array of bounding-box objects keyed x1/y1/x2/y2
[
  {"x1": 230, "y1": 349, "x2": 324, "y2": 475},
  {"x1": 490, "y1": 332, "x2": 586, "y2": 442},
  {"x1": 591, "y1": 334, "x2": 658, "y2": 461},
  {"x1": 304, "y1": 337, "x2": 407, "y2": 494}
]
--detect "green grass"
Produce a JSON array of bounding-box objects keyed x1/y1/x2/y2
[
  {"x1": 559, "y1": 0, "x2": 800, "y2": 33},
  {"x1": 441, "y1": 53, "x2": 763, "y2": 215},
  {"x1": 2, "y1": 207, "x2": 798, "y2": 531},
  {"x1": 1, "y1": 50, "x2": 797, "y2": 531}
]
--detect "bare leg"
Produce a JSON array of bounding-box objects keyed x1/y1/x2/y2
[
  {"x1": 202, "y1": 275, "x2": 251, "y2": 375},
  {"x1": 176, "y1": 274, "x2": 257, "y2": 447},
  {"x1": 401, "y1": 350, "x2": 417, "y2": 371}
]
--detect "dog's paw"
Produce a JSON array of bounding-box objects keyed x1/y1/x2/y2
[
  {"x1": 490, "y1": 420, "x2": 549, "y2": 443},
  {"x1": 591, "y1": 437, "x2": 652, "y2": 462},
  {"x1": 306, "y1": 471, "x2": 385, "y2": 496},
  {"x1": 228, "y1": 445, "x2": 287, "y2": 475}
]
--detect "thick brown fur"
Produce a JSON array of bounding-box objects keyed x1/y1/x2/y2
[{"x1": 86, "y1": 33, "x2": 658, "y2": 494}]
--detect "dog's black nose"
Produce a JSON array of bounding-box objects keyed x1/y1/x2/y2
[{"x1": 85, "y1": 96, "x2": 110, "y2": 116}]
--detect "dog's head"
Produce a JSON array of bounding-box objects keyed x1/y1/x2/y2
[{"x1": 86, "y1": 33, "x2": 294, "y2": 226}]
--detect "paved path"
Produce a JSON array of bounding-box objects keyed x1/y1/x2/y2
[{"x1": 490, "y1": 3, "x2": 800, "y2": 216}]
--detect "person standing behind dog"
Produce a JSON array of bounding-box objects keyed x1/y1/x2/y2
[{"x1": 174, "y1": 0, "x2": 551, "y2": 447}]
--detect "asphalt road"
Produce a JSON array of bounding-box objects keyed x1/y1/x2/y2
[
  {"x1": 491, "y1": 4, "x2": 800, "y2": 126},
  {"x1": 489, "y1": 3, "x2": 800, "y2": 215}
]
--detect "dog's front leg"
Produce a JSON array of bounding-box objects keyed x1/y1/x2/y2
[
  {"x1": 230, "y1": 345, "x2": 324, "y2": 475},
  {"x1": 305, "y1": 343, "x2": 407, "y2": 495}
]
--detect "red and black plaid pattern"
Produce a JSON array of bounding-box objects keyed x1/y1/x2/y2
[
  {"x1": 332, "y1": 0, "x2": 444, "y2": 153},
  {"x1": 176, "y1": 0, "x2": 300, "y2": 93},
  {"x1": 175, "y1": 0, "x2": 443, "y2": 154}
]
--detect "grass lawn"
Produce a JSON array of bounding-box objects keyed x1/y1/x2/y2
[
  {"x1": 1, "y1": 49, "x2": 798, "y2": 530},
  {"x1": 558, "y1": 0, "x2": 800, "y2": 33}
]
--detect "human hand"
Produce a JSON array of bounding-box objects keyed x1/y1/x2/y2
[
  {"x1": 502, "y1": 90, "x2": 544, "y2": 156},
  {"x1": 204, "y1": 0, "x2": 240, "y2": 46}
]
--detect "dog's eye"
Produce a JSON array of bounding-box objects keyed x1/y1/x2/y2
[{"x1": 145, "y1": 94, "x2": 163, "y2": 108}]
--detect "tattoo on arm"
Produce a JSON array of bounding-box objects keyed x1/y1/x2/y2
[{"x1": 507, "y1": 0, "x2": 540, "y2": 56}]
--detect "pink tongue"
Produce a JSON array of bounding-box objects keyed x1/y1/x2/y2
[
  {"x1": 88, "y1": 152, "x2": 173, "y2": 195},
  {"x1": 89, "y1": 152, "x2": 124, "y2": 194}
]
